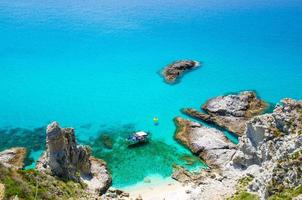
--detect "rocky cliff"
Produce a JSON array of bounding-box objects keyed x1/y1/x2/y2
[
  {"x1": 0, "y1": 122, "x2": 112, "y2": 199},
  {"x1": 231, "y1": 98, "x2": 302, "y2": 199},
  {"x1": 37, "y1": 122, "x2": 112, "y2": 195},
  {"x1": 175, "y1": 98, "x2": 302, "y2": 200}
]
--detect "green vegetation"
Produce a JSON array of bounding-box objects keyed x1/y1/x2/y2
[
  {"x1": 268, "y1": 185, "x2": 302, "y2": 200},
  {"x1": 290, "y1": 149, "x2": 302, "y2": 160},
  {"x1": 227, "y1": 176, "x2": 260, "y2": 200},
  {"x1": 267, "y1": 149, "x2": 302, "y2": 199},
  {"x1": 0, "y1": 164, "x2": 87, "y2": 200}
]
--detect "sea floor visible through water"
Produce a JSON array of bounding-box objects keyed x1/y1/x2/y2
[{"x1": 0, "y1": 0, "x2": 302, "y2": 188}]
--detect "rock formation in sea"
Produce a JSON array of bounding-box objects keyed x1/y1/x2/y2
[
  {"x1": 162, "y1": 60, "x2": 200, "y2": 83},
  {"x1": 183, "y1": 91, "x2": 267, "y2": 136},
  {"x1": 0, "y1": 147, "x2": 26, "y2": 170},
  {"x1": 0, "y1": 122, "x2": 112, "y2": 199},
  {"x1": 36, "y1": 121, "x2": 112, "y2": 195},
  {"x1": 174, "y1": 117, "x2": 236, "y2": 168},
  {"x1": 174, "y1": 98, "x2": 302, "y2": 200}
]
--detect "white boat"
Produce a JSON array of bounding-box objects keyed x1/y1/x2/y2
[{"x1": 126, "y1": 131, "x2": 149, "y2": 146}]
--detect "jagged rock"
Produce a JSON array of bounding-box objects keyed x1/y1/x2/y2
[
  {"x1": 0, "y1": 183, "x2": 4, "y2": 200},
  {"x1": 171, "y1": 165, "x2": 210, "y2": 184},
  {"x1": 102, "y1": 187, "x2": 130, "y2": 200},
  {"x1": 183, "y1": 91, "x2": 267, "y2": 136},
  {"x1": 174, "y1": 117, "x2": 236, "y2": 168},
  {"x1": 162, "y1": 60, "x2": 200, "y2": 83},
  {"x1": 172, "y1": 165, "x2": 196, "y2": 183},
  {"x1": 0, "y1": 147, "x2": 26, "y2": 170},
  {"x1": 85, "y1": 157, "x2": 112, "y2": 195},
  {"x1": 231, "y1": 98, "x2": 302, "y2": 199},
  {"x1": 37, "y1": 122, "x2": 112, "y2": 194}
]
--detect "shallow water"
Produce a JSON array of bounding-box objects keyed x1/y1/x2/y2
[{"x1": 0, "y1": 0, "x2": 302, "y2": 187}]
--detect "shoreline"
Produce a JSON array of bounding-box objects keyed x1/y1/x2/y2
[{"x1": 121, "y1": 175, "x2": 190, "y2": 200}]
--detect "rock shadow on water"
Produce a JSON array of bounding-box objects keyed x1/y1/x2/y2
[{"x1": 84, "y1": 124, "x2": 206, "y2": 187}]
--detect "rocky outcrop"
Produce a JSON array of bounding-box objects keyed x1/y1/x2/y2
[
  {"x1": 0, "y1": 147, "x2": 26, "y2": 170},
  {"x1": 102, "y1": 187, "x2": 130, "y2": 199},
  {"x1": 183, "y1": 91, "x2": 267, "y2": 136},
  {"x1": 231, "y1": 98, "x2": 302, "y2": 199},
  {"x1": 37, "y1": 122, "x2": 112, "y2": 195},
  {"x1": 162, "y1": 60, "x2": 200, "y2": 83},
  {"x1": 173, "y1": 98, "x2": 301, "y2": 200},
  {"x1": 85, "y1": 157, "x2": 112, "y2": 195},
  {"x1": 174, "y1": 117, "x2": 236, "y2": 168},
  {"x1": 172, "y1": 165, "x2": 211, "y2": 184}
]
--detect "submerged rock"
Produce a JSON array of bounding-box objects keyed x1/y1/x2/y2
[
  {"x1": 0, "y1": 147, "x2": 26, "y2": 170},
  {"x1": 174, "y1": 117, "x2": 236, "y2": 168},
  {"x1": 183, "y1": 91, "x2": 267, "y2": 136},
  {"x1": 162, "y1": 60, "x2": 200, "y2": 83},
  {"x1": 37, "y1": 122, "x2": 112, "y2": 195}
]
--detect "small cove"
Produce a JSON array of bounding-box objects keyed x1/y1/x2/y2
[{"x1": 0, "y1": 0, "x2": 302, "y2": 188}]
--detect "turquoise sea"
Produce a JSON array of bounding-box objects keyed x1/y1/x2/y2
[{"x1": 0, "y1": 0, "x2": 302, "y2": 187}]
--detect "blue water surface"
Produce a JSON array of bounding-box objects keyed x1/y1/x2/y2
[{"x1": 0, "y1": 0, "x2": 301, "y2": 187}]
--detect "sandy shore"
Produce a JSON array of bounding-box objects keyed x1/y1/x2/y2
[{"x1": 122, "y1": 175, "x2": 190, "y2": 200}]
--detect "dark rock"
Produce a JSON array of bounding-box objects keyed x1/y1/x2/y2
[{"x1": 162, "y1": 60, "x2": 200, "y2": 83}]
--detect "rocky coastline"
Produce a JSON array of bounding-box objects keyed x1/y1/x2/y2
[
  {"x1": 173, "y1": 97, "x2": 302, "y2": 200},
  {"x1": 0, "y1": 122, "x2": 112, "y2": 200},
  {"x1": 162, "y1": 60, "x2": 200, "y2": 84},
  {"x1": 182, "y1": 91, "x2": 268, "y2": 136},
  {"x1": 0, "y1": 93, "x2": 301, "y2": 200},
  {"x1": 0, "y1": 147, "x2": 26, "y2": 170},
  {"x1": 174, "y1": 117, "x2": 236, "y2": 169}
]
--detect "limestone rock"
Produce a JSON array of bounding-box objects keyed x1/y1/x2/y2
[
  {"x1": 183, "y1": 91, "x2": 267, "y2": 136},
  {"x1": 231, "y1": 98, "x2": 302, "y2": 199},
  {"x1": 85, "y1": 157, "x2": 112, "y2": 195},
  {"x1": 102, "y1": 187, "x2": 130, "y2": 199},
  {"x1": 37, "y1": 122, "x2": 112, "y2": 194},
  {"x1": 172, "y1": 165, "x2": 196, "y2": 183},
  {"x1": 171, "y1": 165, "x2": 210, "y2": 184},
  {"x1": 162, "y1": 60, "x2": 200, "y2": 83},
  {"x1": 174, "y1": 98, "x2": 301, "y2": 200},
  {"x1": 174, "y1": 117, "x2": 236, "y2": 168},
  {"x1": 0, "y1": 147, "x2": 26, "y2": 170}
]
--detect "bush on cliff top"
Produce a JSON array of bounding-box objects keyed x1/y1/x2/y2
[
  {"x1": 268, "y1": 185, "x2": 302, "y2": 200},
  {"x1": 0, "y1": 164, "x2": 87, "y2": 200},
  {"x1": 227, "y1": 176, "x2": 260, "y2": 200}
]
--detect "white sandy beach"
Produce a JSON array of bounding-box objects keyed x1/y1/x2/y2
[{"x1": 122, "y1": 175, "x2": 191, "y2": 200}]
